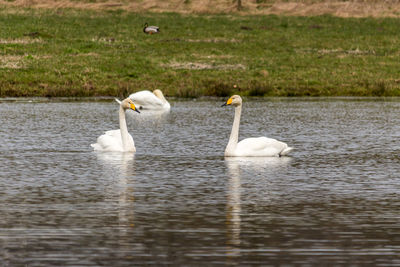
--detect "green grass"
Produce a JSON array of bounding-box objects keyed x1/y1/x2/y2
[{"x1": 1, "y1": 8, "x2": 400, "y2": 97}]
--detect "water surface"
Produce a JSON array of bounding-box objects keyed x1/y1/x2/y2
[{"x1": 0, "y1": 98, "x2": 399, "y2": 265}]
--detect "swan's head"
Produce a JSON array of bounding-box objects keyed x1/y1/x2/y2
[
  {"x1": 122, "y1": 98, "x2": 140, "y2": 113},
  {"x1": 153, "y1": 89, "x2": 166, "y2": 100},
  {"x1": 221, "y1": 95, "x2": 242, "y2": 107}
]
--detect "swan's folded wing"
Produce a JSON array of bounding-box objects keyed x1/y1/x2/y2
[
  {"x1": 104, "y1": 129, "x2": 121, "y2": 137},
  {"x1": 236, "y1": 137, "x2": 288, "y2": 157},
  {"x1": 91, "y1": 130, "x2": 123, "y2": 151},
  {"x1": 129, "y1": 91, "x2": 164, "y2": 108}
]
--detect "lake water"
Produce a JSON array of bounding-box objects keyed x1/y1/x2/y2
[{"x1": 0, "y1": 98, "x2": 399, "y2": 266}]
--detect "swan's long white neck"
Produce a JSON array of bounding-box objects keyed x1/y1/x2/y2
[
  {"x1": 225, "y1": 104, "x2": 241, "y2": 155},
  {"x1": 119, "y1": 106, "x2": 130, "y2": 150}
]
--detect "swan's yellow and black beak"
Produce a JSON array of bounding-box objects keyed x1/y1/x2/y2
[
  {"x1": 221, "y1": 97, "x2": 233, "y2": 107},
  {"x1": 130, "y1": 103, "x2": 140, "y2": 113}
]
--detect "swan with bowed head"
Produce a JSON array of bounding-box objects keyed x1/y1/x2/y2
[
  {"x1": 128, "y1": 89, "x2": 170, "y2": 111},
  {"x1": 91, "y1": 98, "x2": 140, "y2": 152},
  {"x1": 222, "y1": 95, "x2": 293, "y2": 157}
]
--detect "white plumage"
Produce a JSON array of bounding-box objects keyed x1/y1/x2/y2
[
  {"x1": 91, "y1": 98, "x2": 140, "y2": 152},
  {"x1": 129, "y1": 89, "x2": 170, "y2": 111},
  {"x1": 222, "y1": 95, "x2": 293, "y2": 157},
  {"x1": 91, "y1": 129, "x2": 135, "y2": 152},
  {"x1": 234, "y1": 137, "x2": 292, "y2": 157}
]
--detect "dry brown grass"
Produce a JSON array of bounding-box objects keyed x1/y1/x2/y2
[
  {"x1": 3, "y1": 0, "x2": 400, "y2": 17},
  {"x1": 298, "y1": 48, "x2": 376, "y2": 57},
  {"x1": 186, "y1": 38, "x2": 239, "y2": 43},
  {"x1": 162, "y1": 61, "x2": 246, "y2": 70},
  {"x1": 0, "y1": 54, "x2": 52, "y2": 69},
  {"x1": 0, "y1": 55, "x2": 25, "y2": 69},
  {"x1": 0, "y1": 38, "x2": 42, "y2": 44}
]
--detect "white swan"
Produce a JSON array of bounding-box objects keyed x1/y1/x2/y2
[
  {"x1": 129, "y1": 89, "x2": 170, "y2": 111},
  {"x1": 222, "y1": 95, "x2": 293, "y2": 157},
  {"x1": 91, "y1": 98, "x2": 140, "y2": 152}
]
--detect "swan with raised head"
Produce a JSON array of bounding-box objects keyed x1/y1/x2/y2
[
  {"x1": 91, "y1": 98, "x2": 140, "y2": 152},
  {"x1": 143, "y1": 23, "x2": 159, "y2": 34},
  {"x1": 129, "y1": 89, "x2": 170, "y2": 111},
  {"x1": 222, "y1": 95, "x2": 293, "y2": 157}
]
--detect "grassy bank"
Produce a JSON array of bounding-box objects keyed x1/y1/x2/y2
[{"x1": 1, "y1": 8, "x2": 400, "y2": 97}]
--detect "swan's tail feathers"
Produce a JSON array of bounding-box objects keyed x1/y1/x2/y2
[
  {"x1": 114, "y1": 98, "x2": 122, "y2": 104},
  {"x1": 280, "y1": 146, "x2": 294, "y2": 156}
]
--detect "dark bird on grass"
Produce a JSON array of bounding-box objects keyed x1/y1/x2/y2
[{"x1": 143, "y1": 23, "x2": 160, "y2": 34}]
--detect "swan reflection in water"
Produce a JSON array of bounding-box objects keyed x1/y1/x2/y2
[
  {"x1": 126, "y1": 107, "x2": 170, "y2": 138},
  {"x1": 95, "y1": 152, "x2": 135, "y2": 235},
  {"x1": 224, "y1": 156, "x2": 292, "y2": 261},
  {"x1": 126, "y1": 107, "x2": 170, "y2": 125}
]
